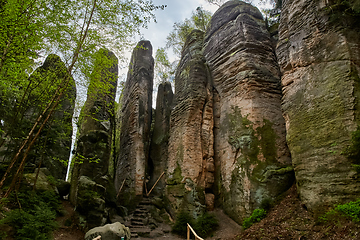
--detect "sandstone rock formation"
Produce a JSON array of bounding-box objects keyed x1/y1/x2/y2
[
  {"x1": 70, "y1": 49, "x2": 118, "y2": 228},
  {"x1": 203, "y1": 1, "x2": 293, "y2": 223},
  {"x1": 148, "y1": 81, "x2": 173, "y2": 196},
  {"x1": 277, "y1": 0, "x2": 360, "y2": 212},
  {"x1": 115, "y1": 40, "x2": 154, "y2": 208},
  {"x1": 26, "y1": 54, "x2": 76, "y2": 180},
  {"x1": 167, "y1": 30, "x2": 214, "y2": 217}
]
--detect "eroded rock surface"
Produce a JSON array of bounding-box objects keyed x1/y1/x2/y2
[
  {"x1": 115, "y1": 41, "x2": 154, "y2": 208},
  {"x1": 148, "y1": 81, "x2": 173, "y2": 196},
  {"x1": 70, "y1": 49, "x2": 118, "y2": 228},
  {"x1": 277, "y1": 0, "x2": 360, "y2": 211},
  {"x1": 167, "y1": 30, "x2": 214, "y2": 217},
  {"x1": 204, "y1": 1, "x2": 293, "y2": 223}
]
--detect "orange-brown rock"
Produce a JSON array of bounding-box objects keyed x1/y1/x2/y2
[
  {"x1": 277, "y1": 0, "x2": 360, "y2": 212},
  {"x1": 203, "y1": 1, "x2": 293, "y2": 223},
  {"x1": 115, "y1": 41, "x2": 154, "y2": 208}
]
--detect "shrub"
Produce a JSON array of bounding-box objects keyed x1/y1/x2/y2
[
  {"x1": 172, "y1": 210, "x2": 219, "y2": 238},
  {"x1": 320, "y1": 199, "x2": 360, "y2": 223},
  {"x1": 0, "y1": 190, "x2": 60, "y2": 240},
  {"x1": 194, "y1": 212, "x2": 219, "y2": 238},
  {"x1": 172, "y1": 210, "x2": 194, "y2": 237},
  {"x1": 242, "y1": 208, "x2": 267, "y2": 229}
]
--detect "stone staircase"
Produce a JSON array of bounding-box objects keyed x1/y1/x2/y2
[{"x1": 126, "y1": 197, "x2": 152, "y2": 238}]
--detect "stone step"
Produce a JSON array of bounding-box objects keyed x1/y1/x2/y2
[
  {"x1": 130, "y1": 227, "x2": 151, "y2": 237},
  {"x1": 131, "y1": 220, "x2": 144, "y2": 226},
  {"x1": 131, "y1": 232, "x2": 139, "y2": 238}
]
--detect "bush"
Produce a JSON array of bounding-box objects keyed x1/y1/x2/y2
[
  {"x1": 0, "y1": 190, "x2": 60, "y2": 240},
  {"x1": 194, "y1": 212, "x2": 219, "y2": 238},
  {"x1": 319, "y1": 199, "x2": 360, "y2": 223},
  {"x1": 172, "y1": 210, "x2": 194, "y2": 237},
  {"x1": 172, "y1": 211, "x2": 219, "y2": 238},
  {"x1": 242, "y1": 208, "x2": 267, "y2": 229}
]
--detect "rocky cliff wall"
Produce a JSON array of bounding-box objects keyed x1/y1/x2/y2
[
  {"x1": 277, "y1": 0, "x2": 360, "y2": 212},
  {"x1": 203, "y1": 1, "x2": 293, "y2": 223},
  {"x1": 115, "y1": 41, "x2": 154, "y2": 208},
  {"x1": 166, "y1": 30, "x2": 215, "y2": 217}
]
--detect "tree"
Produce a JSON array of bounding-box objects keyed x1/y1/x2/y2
[
  {"x1": 165, "y1": 6, "x2": 212, "y2": 57},
  {"x1": 0, "y1": 0, "x2": 165, "y2": 196}
]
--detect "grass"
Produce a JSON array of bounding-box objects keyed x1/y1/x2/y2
[{"x1": 242, "y1": 208, "x2": 267, "y2": 229}]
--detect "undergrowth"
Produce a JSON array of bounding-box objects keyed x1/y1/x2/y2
[
  {"x1": 320, "y1": 199, "x2": 360, "y2": 223},
  {"x1": 0, "y1": 189, "x2": 60, "y2": 240},
  {"x1": 242, "y1": 208, "x2": 267, "y2": 229},
  {"x1": 172, "y1": 211, "x2": 218, "y2": 238}
]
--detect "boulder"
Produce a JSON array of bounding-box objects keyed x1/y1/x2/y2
[
  {"x1": 203, "y1": 0, "x2": 293, "y2": 223},
  {"x1": 277, "y1": 0, "x2": 360, "y2": 212},
  {"x1": 84, "y1": 222, "x2": 131, "y2": 240}
]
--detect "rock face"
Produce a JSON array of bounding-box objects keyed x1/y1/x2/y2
[
  {"x1": 166, "y1": 30, "x2": 214, "y2": 217},
  {"x1": 203, "y1": 1, "x2": 293, "y2": 223},
  {"x1": 277, "y1": 0, "x2": 360, "y2": 212},
  {"x1": 27, "y1": 54, "x2": 76, "y2": 180},
  {"x1": 148, "y1": 81, "x2": 173, "y2": 196},
  {"x1": 70, "y1": 49, "x2": 118, "y2": 228},
  {"x1": 115, "y1": 41, "x2": 154, "y2": 208}
]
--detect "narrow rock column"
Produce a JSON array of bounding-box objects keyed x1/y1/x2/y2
[
  {"x1": 115, "y1": 41, "x2": 154, "y2": 208},
  {"x1": 277, "y1": 0, "x2": 360, "y2": 212},
  {"x1": 148, "y1": 81, "x2": 173, "y2": 196},
  {"x1": 167, "y1": 30, "x2": 214, "y2": 216},
  {"x1": 204, "y1": 1, "x2": 293, "y2": 223},
  {"x1": 69, "y1": 48, "x2": 118, "y2": 228}
]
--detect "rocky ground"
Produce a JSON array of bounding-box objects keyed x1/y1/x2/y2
[
  {"x1": 234, "y1": 185, "x2": 360, "y2": 240},
  {"x1": 52, "y1": 185, "x2": 360, "y2": 240}
]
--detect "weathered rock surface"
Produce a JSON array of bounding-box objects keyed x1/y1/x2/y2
[
  {"x1": 70, "y1": 49, "x2": 118, "y2": 228},
  {"x1": 26, "y1": 54, "x2": 76, "y2": 180},
  {"x1": 166, "y1": 30, "x2": 214, "y2": 217},
  {"x1": 115, "y1": 41, "x2": 154, "y2": 207},
  {"x1": 277, "y1": 0, "x2": 360, "y2": 212},
  {"x1": 148, "y1": 81, "x2": 173, "y2": 196},
  {"x1": 84, "y1": 222, "x2": 131, "y2": 240},
  {"x1": 203, "y1": 1, "x2": 293, "y2": 223}
]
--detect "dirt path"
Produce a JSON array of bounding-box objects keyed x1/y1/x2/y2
[{"x1": 53, "y1": 200, "x2": 85, "y2": 240}]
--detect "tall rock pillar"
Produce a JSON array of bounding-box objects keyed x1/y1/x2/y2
[
  {"x1": 167, "y1": 30, "x2": 215, "y2": 217},
  {"x1": 148, "y1": 81, "x2": 173, "y2": 196},
  {"x1": 115, "y1": 41, "x2": 154, "y2": 208},
  {"x1": 277, "y1": 0, "x2": 360, "y2": 212},
  {"x1": 70, "y1": 49, "x2": 118, "y2": 228},
  {"x1": 203, "y1": 1, "x2": 293, "y2": 223}
]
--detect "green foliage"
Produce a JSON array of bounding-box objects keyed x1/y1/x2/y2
[
  {"x1": 172, "y1": 210, "x2": 194, "y2": 237},
  {"x1": 194, "y1": 212, "x2": 219, "y2": 238},
  {"x1": 323, "y1": 0, "x2": 360, "y2": 27},
  {"x1": 242, "y1": 208, "x2": 267, "y2": 229},
  {"x1": 0, "y1": 190, "x2": 60, "y2": 240},
  {"x1": 320, "y1": 199, "x2": 360, "y2": 223},
  {"x1": 166, "y1": 7, "x2": 212, "y2": 57},
  {"x1": 172, "y1": 211, "x2": 219, "y2": 238}
]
